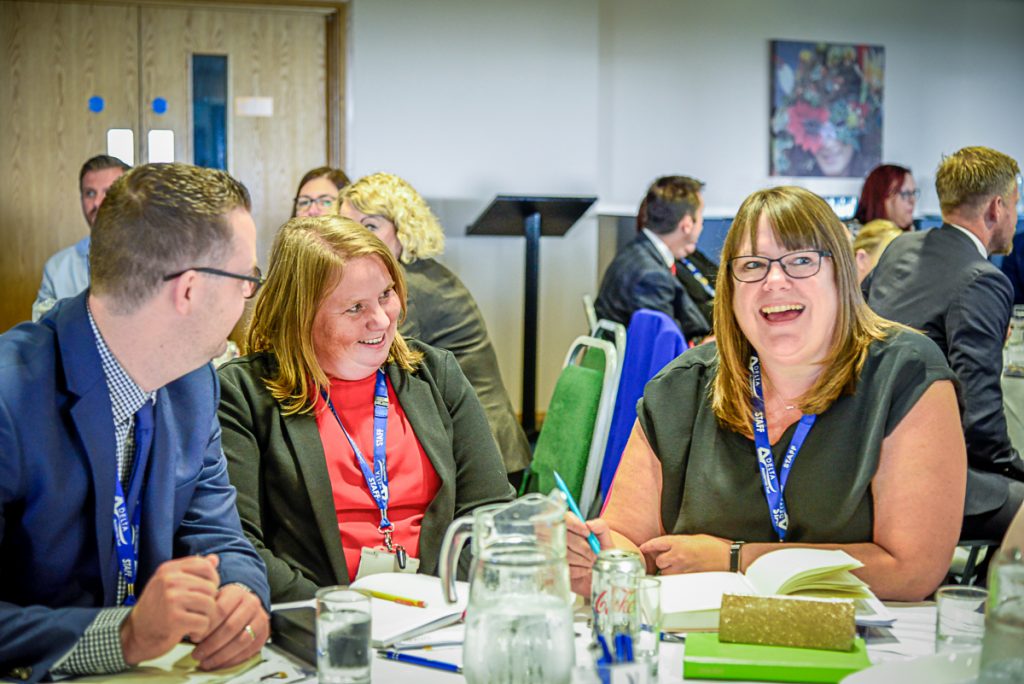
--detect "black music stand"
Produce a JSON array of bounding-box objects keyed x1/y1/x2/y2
[{"x1": 468, "y1": 195, "x2": 597, "y2": 438}]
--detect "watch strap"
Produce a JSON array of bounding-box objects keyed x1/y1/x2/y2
[{"x1": 730, "y1": 540, "x2": 745, "y2": 573}]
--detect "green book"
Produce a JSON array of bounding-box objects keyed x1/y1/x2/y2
[{"x1": 683, "y1": 633, "x2": 871, "y2": 683}]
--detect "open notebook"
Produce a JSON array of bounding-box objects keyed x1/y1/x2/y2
[
  {"x1": 349, "y1": 572, "x2": 469, "y2": 648},
  {"x1": 659, "y1": 548, "x2": 894, "y2": 630},
  {"x1": 270, "y1": 573, "x2": 470, "y2": 652}
]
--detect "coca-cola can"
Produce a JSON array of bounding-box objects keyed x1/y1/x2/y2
[{"x1": 591, "y1": 548, "x2": 644, "y2": 641}]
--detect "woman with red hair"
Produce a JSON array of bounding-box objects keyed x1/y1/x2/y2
[{"x1": 852, "y1": 164, "x2": 919, "y2": 232}]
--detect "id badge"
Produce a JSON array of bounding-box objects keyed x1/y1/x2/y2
[{"x1": 355, "y1": 546, "x2": 420, "y2": 581}]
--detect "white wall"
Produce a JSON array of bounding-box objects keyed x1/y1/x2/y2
[
  {"x1": 348, "y1": 0, "x2": 1024, "y2": 413},
  {"x1": 598, "y1": 0, "x2": 1024, "y2": 217}
]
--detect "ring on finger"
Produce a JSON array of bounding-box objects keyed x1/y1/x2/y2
[{"x1": 244, "y1": 624, "x2": 256, "y2": 642}]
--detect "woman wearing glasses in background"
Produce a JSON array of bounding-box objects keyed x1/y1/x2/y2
[
  {"x1": 567, "y1": 186, "x2": 965, "y2": 601},
  {"x1": 850, "y1": 164, "x2": 920, "y2": 234},
  {"x1": 292, "y1": 166, "x2": 351, "y2": 217}
]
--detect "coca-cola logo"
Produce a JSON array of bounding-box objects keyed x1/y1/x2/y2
[{"x1": 593, "y1": 589, "x2": 637, "y2": 615}]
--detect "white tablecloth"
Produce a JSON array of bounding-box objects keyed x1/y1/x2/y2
[{"x1": 224, "y1": 605, "x2": 938, "y2": 684}]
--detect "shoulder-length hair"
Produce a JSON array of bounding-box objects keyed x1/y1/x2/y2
[
  {"x1": 853, "y1": 164, "x2": 911, "y2": 226},
  {"x1": 338, "y1": 172, "x2": 444, "y2": 264},
  {"x1": 712, "y1": 186, "x2": 896, "y2": 435},
  {"x1": 245, "y1": 215, "x2": 423, "y2": 415}
]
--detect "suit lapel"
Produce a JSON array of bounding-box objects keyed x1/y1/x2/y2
[
  {"x1": 282, "y1": 410, "x2": 351, "y2": 584},
  {"x1": 57, "y1": 293, "x2": 120, "y2": 605}
]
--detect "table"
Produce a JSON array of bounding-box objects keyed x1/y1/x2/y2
[
  {"x1": 220, "y1": 605, "x2": 938, "y2": 684},
  {"x1": 1002, "y1": 373, "x2": 1024, "y2": 451}
]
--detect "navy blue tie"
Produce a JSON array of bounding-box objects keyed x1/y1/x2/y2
[{"x1": 132, "y1": 401, "x2": 154, "y2": 482}]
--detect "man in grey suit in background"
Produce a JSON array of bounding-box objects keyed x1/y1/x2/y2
[{"x1": 865, "y1": 146, "x2": 1024, "y2": 541}]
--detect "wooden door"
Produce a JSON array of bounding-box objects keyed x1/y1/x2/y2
[
  {"x1": 0, "y1": 2, "x2": 336, "y2": 333},
  {"x1": 0, "y1": 2, "x2": 139, "y2": 329},
  {"x1": 140, "y1": 5, "x2": 330, "y2": 262}
]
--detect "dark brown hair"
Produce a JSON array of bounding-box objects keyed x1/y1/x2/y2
[{"x1": 90, "y1": 163, "x2": 251, "y2": 313}]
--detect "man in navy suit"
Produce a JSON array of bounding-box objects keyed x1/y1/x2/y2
[
  {"x1": 866, "y1": 146, "x2": 1024, "y2": 542},
  {"x1": 595, "y1": 175, "x2": 710, "y2": 342},
  {"x1": 0, "y1": 164, "x2": 270, "y2": 682}
]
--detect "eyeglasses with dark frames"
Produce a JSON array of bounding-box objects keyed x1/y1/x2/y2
[
  {"x1": 729, "y1": 250, "x2": 832, "y2": 283},
  {"x1": 162, "y1": 266, "x2": 264, "y2": 299},
  {"x1": 294, "y1": 195, "x2": 337, "y2": 212}
]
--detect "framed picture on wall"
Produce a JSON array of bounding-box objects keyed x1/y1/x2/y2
[{"x1": 770, "y1": 40, "x2": 884, "y2": 178}]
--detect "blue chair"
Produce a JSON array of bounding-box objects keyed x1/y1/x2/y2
[{"x1": 597, "y1": 309, "x2": 686, "y2": 507}]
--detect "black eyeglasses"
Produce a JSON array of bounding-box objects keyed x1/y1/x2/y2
[
  {"x1": 162, "y1": 266, "x2": 264, "y2": 298},
  {"x1": 294, "y1": 195, "x2": 336, "y2": 212},
  {"x1": 895, "y1": 189, "x2": 921, "y2": 201},
  {"x1": 729, "y1": 250, "x2": 832, "y2": 283}
]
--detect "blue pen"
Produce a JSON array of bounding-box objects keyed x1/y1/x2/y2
[
  {"x1": 380, "y1": 650, "x2": 463, "y2": 674},
  {"x1": 552, "y1": 470, "x2": 602, "y2": 555}
]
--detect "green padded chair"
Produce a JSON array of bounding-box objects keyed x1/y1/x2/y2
[{"x1": 520, "y1": 335, "x2": 619, "y2": 517}]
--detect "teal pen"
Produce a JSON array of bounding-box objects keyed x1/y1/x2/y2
[
  {"x1": 552, "y1": 470, "x2": 602, "y2": 554},
  {"x1": 380, "y1": 650, "x2": 463, "y2": 674}
]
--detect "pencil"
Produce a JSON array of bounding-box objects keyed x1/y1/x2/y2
[{"x1": 353, "y1": 588, "x2": 427, "y2": 608}]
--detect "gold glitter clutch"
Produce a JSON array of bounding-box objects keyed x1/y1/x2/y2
[{"x1": 718, "y1": 593, "x2": 856, "y2": 651}]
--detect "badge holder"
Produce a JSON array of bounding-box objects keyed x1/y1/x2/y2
[{"x1": 355, "y1": 524, "x2": 420, "y2": 581}]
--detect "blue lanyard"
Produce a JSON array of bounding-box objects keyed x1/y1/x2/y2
[
  {"x1": 113, "y1": 404, "x2": 153, "y2": 607},
  {"x1": 749, "y1": 355, "x2": 816, "y2": 542},
  {"x1": 321, "y1": 370, "x2": 392, "y2": 535},
  {"x1": 680, "y1": 258, "x2": 716, "y2": 298},
  {"x1": 112, "y1": 479, "x2": 141, "y2": 606}
]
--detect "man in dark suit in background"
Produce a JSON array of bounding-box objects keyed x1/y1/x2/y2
[
  {"x1": 0, "y1": 164, "x2": 270, "y2": 682},
  {"x1": 865, "y1": 146, "x2": 1024, "y2": 541},
  {"x1": 636, "y1": 176, "x2": 719, "y2": 329},
  {"x1": 595, "y1": 175, "x2": 710, "y2": 342}
]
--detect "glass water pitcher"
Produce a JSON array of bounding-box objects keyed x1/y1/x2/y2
[{"x1": 439, "y1": 493, "x2": 576, "y2": 684}]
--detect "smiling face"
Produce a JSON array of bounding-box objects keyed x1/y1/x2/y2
[
  {"x1": 311, "y1": 254, "x2": 401, "y2": 380},
  {"x1": 812, "y1": 124, "x2": 855, "y2": 177},
  {"x1": 732, "y1": 212, "x2": 839, "y2": 369},
  {"x1": 882, "y1": 173, "x2": 917, "y2": 229}
]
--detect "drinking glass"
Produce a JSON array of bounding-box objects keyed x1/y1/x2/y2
[
  {"x1": 316, "y1": 587, "x2": 372, "y2": 684},
  {"x1": 635, "y1": 577, "x2": 661, "y2": 676},
  {"x1": 979, "y1": 548, "x2": 1024, "y2": 683},
  {"x1": 935, "y1": 585, "x2": 987, "y2": 654}
]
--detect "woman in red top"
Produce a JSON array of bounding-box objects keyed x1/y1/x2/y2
[{"x1": 218, "y1": 216, "x2": 514, "y2": 601}]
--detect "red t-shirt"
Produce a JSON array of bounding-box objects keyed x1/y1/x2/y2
[{"x1": 315, "y1": 373, "x2": 441, "y2": 577}]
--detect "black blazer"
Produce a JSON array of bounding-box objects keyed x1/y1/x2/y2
[
  {"x1": 865, "y1": 224, "x2": 1024, "y2": 515},
  {"x1": 675, "y1": 248, "x2": 718, "y2": 328},
  {"x1": 595, "y1": 234, "x2": 710, "y2": 340},
  {"x1": 217, "y1": 340, "x2": 515, "y2": 602}
]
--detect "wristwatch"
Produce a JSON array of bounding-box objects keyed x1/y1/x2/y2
[{"x1": 729, "y1": 540, "x2": 746, "y2": 573}]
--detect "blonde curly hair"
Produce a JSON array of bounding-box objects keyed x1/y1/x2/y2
[{"x1": 338, "y1": 172, "x2": 445, "y2": 264}]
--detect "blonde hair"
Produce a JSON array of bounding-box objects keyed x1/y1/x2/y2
[
  {"x1": 853, "y1": 219, "x2": 902, "y2": 259},
  {"x1": 339, "y1": 172, "x2": 444, "y2": 263},
  {"x1": 245, "y1": 215, "x2": 423, "y2": 415},
  {"x1": 936, "y1": 146, "x2": 1020, "y2": 215},
  {"x1": 712, "y1": 186, "x2": 896, "y2": 434}
]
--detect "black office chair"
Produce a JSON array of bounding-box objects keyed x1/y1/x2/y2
[{"x1": 950, "y1": 539, "x2": 1000, "y2": 586}]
